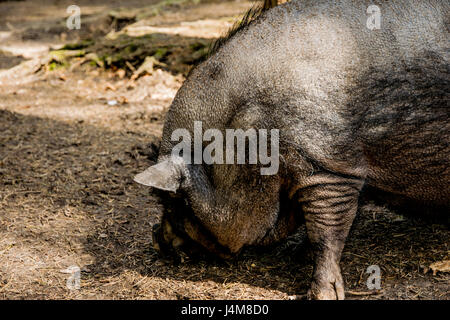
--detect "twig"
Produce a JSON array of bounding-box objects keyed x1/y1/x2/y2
[{"x1": 347, "y1": 290, "x2": 383, "y2": 296}]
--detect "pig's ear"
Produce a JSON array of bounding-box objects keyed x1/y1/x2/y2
[{"x1": 133, "y1": 157, "x2": 183, "y2": 192}]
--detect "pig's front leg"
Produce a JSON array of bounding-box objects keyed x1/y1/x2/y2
[{"x1": 297, "y1": 173, "x2": 363, "y2": 300}]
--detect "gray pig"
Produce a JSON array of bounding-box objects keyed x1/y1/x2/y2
[{"x1": 135, "y1": 0, "x2": 449, "y2": 299}]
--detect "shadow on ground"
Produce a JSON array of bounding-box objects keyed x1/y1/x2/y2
[{"x1": 0, "y1": 103, "x2": 448, "y2": 299}]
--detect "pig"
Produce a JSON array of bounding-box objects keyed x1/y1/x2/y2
[{"x1": 134, "y1": 0, "x2": 449, "y2": 299}]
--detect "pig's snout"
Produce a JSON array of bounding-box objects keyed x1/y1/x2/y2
[{"x1": 152, "y1": 221, "x2": 186, "y2": 259}]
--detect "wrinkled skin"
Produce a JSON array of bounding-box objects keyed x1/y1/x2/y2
[{"x1": 135, "y1": 0, "x2": 449, "y2": 299}]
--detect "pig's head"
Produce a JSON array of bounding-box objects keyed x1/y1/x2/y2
[
  {"x1": 133, "y1": 55, "x2": 304, "y2": 261},
  {"x1": 134, "y1": 154, "x2": 237, "y2": 260},
  {"x1": 134, "y1": 151, "x2": 304, "y2": 261}
]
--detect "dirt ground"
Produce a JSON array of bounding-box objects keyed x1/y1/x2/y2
[{"x1": 0, "y1": 0, "x2": 448, "y2": 300}]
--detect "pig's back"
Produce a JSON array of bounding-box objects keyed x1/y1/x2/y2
[
  {"x1": 218, "y1": 0, "x2": 450, "y2": 204},
  {"x1": 285, "y1": 0, "x2": 450, "y2": 204}
]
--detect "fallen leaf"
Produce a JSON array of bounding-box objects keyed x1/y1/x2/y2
[
  {"x1": 105, "y1": 83, "x2": 117, "y2": 91},
  {"x1": 116, "y1": 69, "x2": 126, "y2": 79},
  {"x1": 429, "y1": 260, "x2": 450, "y2": 275}
]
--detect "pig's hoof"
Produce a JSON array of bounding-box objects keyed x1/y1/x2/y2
[{"x1": 307, "y1": 275, "x2": 345, "y2": 300}]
